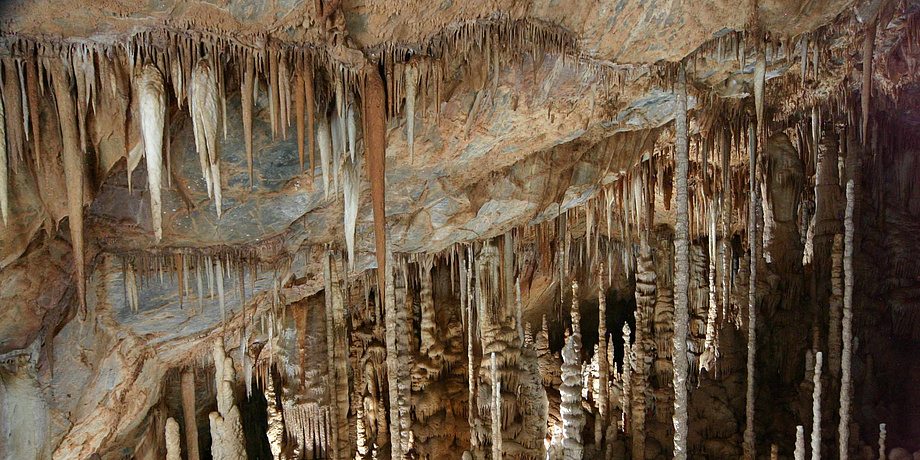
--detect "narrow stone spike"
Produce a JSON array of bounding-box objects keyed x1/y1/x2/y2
[
  {"x1": 305, "y1": 58, "x2": 315, "y2": 179},
  {"x1": 862, "y1": 17, "x2": 877, "y2": 146},
  {"x1": 743, "y1": 122, "x2": 759, "y2": 460},
  {"x1": 269, "y1": 49, "x2": 280, "y2": 139},
  {"x1": 343, "y1": 157, "x2": 359, "y2": 272},
  {"x1": 26, "y1": 58, "x2": 40, "y2": 170},
  {"x1": 190, "y1": 57, "x2": 222, "y2": 217},
  {"x1": 363, "y1": 64, "x2": 388, "y2": 305},
  {"x1": 295, "y1": 66, "x2": 306, "y2": 172},
  {"x1": 673, "y1": 64, "x2": 690, "y2": 460},
  {"x1": 405, "y1": 63, "x2": 418, "y2": 163},
  {"x1": 318, "y1": 116, "x2": 333, "y2": 199},
  {"x1": 50, "y1": 59, "x2": 87, "y2": 318},
  {"x1": 138, "y1": 63, "x2": 166, "y2": 241},
  {"x1": 242, "y1": 56, "x2": 255, "y2": 187},
  {"x1": 0, "y1": 86, "x2": 8, "y2": 226},
  {"x1": 347, "y1": 104, "x2": 356, "y2": 163},
  {"x1": 218, "y1": 54, "x2": 228, "y2": 139},
  {"x1": 754, "y1": 50, "x2": 766, "y2": 139},
  {"x1": 811, "y1": 351, "x2": 823, "y2": 460},
  {"x1": 217, "y1": 257, "x2": 226, "y2": 326},
  {"x1": 196, "y1": 257, "x2": 204, "y2": 313},
  {"x1": 3, "y1": 57, "x2": 25, "y2": 163}
]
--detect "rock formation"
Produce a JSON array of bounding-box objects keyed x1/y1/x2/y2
[{"x1": 0, "y1": 2, "x2": 917, "y2": 459}]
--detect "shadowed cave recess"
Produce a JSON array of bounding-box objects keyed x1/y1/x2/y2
[{"x1": 1, "y1": 0, "x2": 919, "y2": 459}]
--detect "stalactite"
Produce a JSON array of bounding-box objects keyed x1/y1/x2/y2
[
  {"x1": 405, "y1": 63, "x2": 418, "y2": 163},
  {"x1": 743, "y1": 122, "x2": 759, "y2": 460},
  {"x1": 318, "y1": 116, "x2": 333, "y2": 199},
  {"x1": 838, "y1": 181, "x2": 855, "y2": 459},
  {"x1": 490, "y1": 352, "x2": 502, "y2": 460},
  {"x1": 811, "y1": 351, "x2": 823, "y2": 460},
  {"x1": 795, "y1": 426, "x2": 806, "y2": 460},
  {"x1": 217, "y1": 258, "x2": 226, "y2": 326},
  {"x1": 166, "y1": 417, "x2": 181, "y2": 460},
  {"x1": 138, "y1": 63, "x2": 166, "y2": 241},
  {"x1": 3, "y1": 57, "x2": 25, "y2": 163},
  {"x1": 305, "y1": 59, "x2": 316, "y2": 177},
  {"x1": 560, "y1": 334, "x2": 583, "y2": 460},
  {"x1": 672, "y1": 63, "x2": 690, "y2": 460},
  {"x1": 0, "y1": 88, "x2": 7, "y2": 226},
  {"x1": 295, "y1": 67, "x2": 306, "y2": 172},
  {"x1": 25, "y1": 58, "x2": 40, "y2": 170},
  {"x1": 331, "y1": 108, "x2": 343, "y2": 196},
  {"x1": 50, "y1": 59, "x2": 87, "y2": 317},
  {"x1": 363, "y1": 64, "x2": 388, "y2": 303},
  {"x1": 269, "y1": 49, "x2": 280, "y2": 139},
  {"x1": 862, "y1": 17, "x2": 877, "y2": 145},
  {"x1": 242, "y1": 56, "x2": 255, "y2": 187},
  {"x1": 181, "y1": 369, "x2": 200, "y2": 460},
  {"x1": 191, "y1": 57, "x2": 222, "y2": 217},
  {"x1": 343, "y1": 157, "x2": 359, "y2": 271},
  {"x1": 754, "y1": 50, "x2": 765, "y2": 140}
]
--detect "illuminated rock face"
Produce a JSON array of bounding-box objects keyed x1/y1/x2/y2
[{"x1": 2, "y1": 1, "x2": 920, "y2": 459}]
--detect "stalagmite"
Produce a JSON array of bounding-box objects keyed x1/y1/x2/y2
[
  {"x1": 50, "y1": 59, "x2": 87, "y2": 317},
  {"x1": 829, "y1": 234, "x2": 843, "y2": 378},
  {"x1": 672, "y1": 64, "x2": 690, "y2": 460},
  {"x1": 405, "y1": 63, "x2": 418, "y2": 163},
  {"x1": 318, "y1": 117, "x2": 333, "y2": 199},
  {"x1": 701, "y1": 201, "x2": 720, "y2": 372},
  {"x1": 165, "y1": 417, "x2": 181, "y2": 460},
  {"x1": 242, "y1": 56, "x2": 255, "y2": 186},
  {"x1": 0, "y1": 87, "x2": 7, "y2": 226},
  {"x1": 363, "y1": 64, "x2": 389, "y2": 300},
  {"x1": 839, "y1": 181, "x2": 856, "y2": 459},
  {"x1": 878, "y1": 424, "x2": 886, "y2": 460},
  {"x1": 181, "y1": 369, "x2": 200, "y2": 460},
  {"x1": 811, "y1": 351, "x2": 823, "y2": 460},
  {"x1": 209, "y1": 338, "x2": 247, "y2": 460},
  {"x1": 560, "y1": 334, "x2": 584, "y2": 460},
  {"x1": 343, "y1": 157, "x2": 359, "y2": 271},
  {"x1": 795, "y1": 426, "x2": 806, "y2": 460},
  {"x1": 384, "y1": 253, "x2": 403, "y2": 459},
  {"x1": 633, "y1": 244, "x2": 655, "y2": 460},
  {"x1": 190, "y1": 57, "x2": 222, "y2": 217},
  {"x1": 137, "y1": 63, "x2": 166, "y2": 241},
  {"x1": 419, "y1": 256, "x2": 435, "y2": 356},
  {"x1": 743, "y1": 123, "x2": 759, "y2": 460},
  {"x1": 490, "y1": 352, "x2": 502, "y2": 460},
  {"x1": 596, "y1": 276, "x2": 608, "y2": 445},
  {"x1": 265, "y1": 375, "x2": 283, "y2": 460}
]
